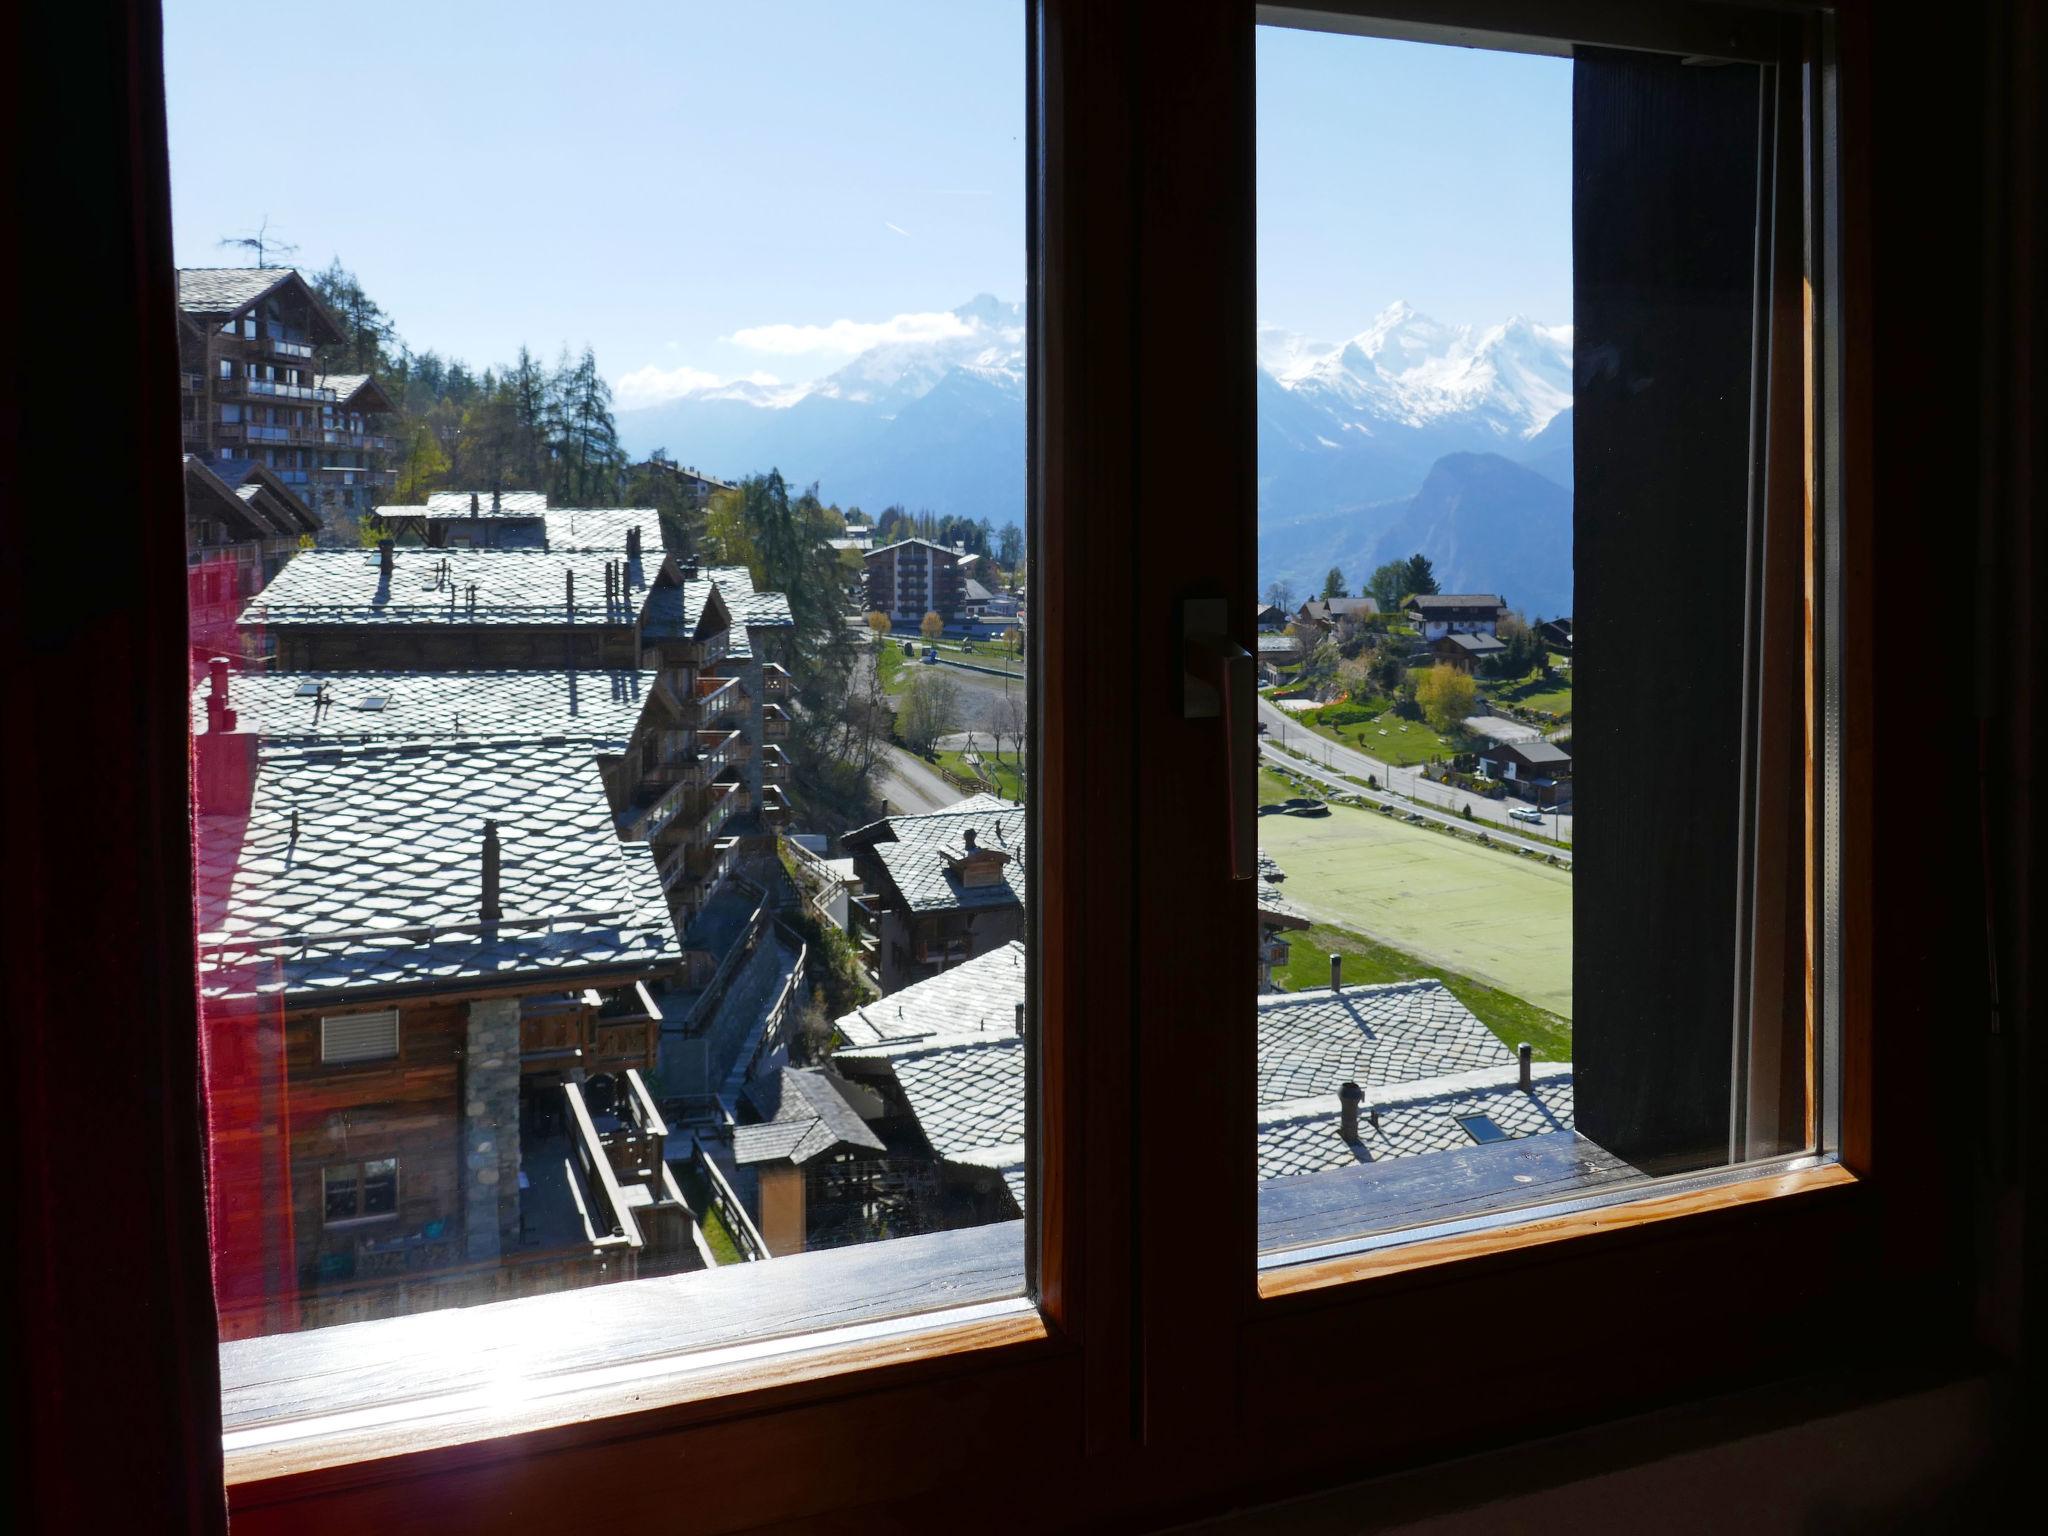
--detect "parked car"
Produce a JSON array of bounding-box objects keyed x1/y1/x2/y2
[{"x1": 1508, "y1": 807, "x2": 1545, "y2": 825}]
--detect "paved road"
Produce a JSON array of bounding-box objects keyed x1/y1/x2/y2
[
  {"x1": 1260, "y1": 742, "x2": 1570, "y2": 864},
  {"x1": 873, "y1": 743, "x2": 961, "y2": 816},
  {"x1": 1257, "y1": 696, "x2": 1575, "y2": 845}
]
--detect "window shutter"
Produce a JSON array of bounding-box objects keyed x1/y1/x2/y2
[{"x1": 320, "y1": 1009, "x2": 399, "y2": 1064}]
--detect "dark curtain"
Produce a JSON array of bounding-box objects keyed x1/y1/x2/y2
[{"x1": 5, "y1": 3, "x2": 228, "y2": 1530}]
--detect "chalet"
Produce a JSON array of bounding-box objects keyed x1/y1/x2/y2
[
  {"x1": 192, "y1": 685, "x2": 700, "y2": 1338},
  {"x1": 827, "y1": 943, "x2": 1579, "y2": 1236},
  {"x1": 730, "y1": 1067, "x2": 891, "y2": 1255},
  {"x1": 1404, "y1": 592, "x2": 1510, "y2": 641},
  {"x1": 842, "y1": 795, "x2": 1025, "y2": 995},
  {"x1": 183, "y1": 456, "x2": 321, "y2": 665},
  {"x1": 177, "y1": 268, "x2": 395, "y2": 529},
  {"x1": 1538, "y1": 616, "x2": 1574, "y2": 652},
  {"x1": 310, "y1": 372, "x2": 397, "y2": 527},
  {"x1": 1295, "y1": 595, "x2": 1381, "y2": 632},
  {"x1": 1254, "y1": 601, "x2": 1288, "y2": 631},
  {"x1": 864, "y1": 538, "x2": 973, "y2": 626},
  {"x1": 1430, "y1": 630, "x2": 1508, "y2": 672},
  {"x1": 1477, "y1": 737, "x2": 1574, "y2": 806}
]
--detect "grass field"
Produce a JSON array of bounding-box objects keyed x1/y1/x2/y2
[
  {"x1": 1258, "y1": 794, "x2": 1573, "y2": 1019},
  {"x1": 1485, "y1": 668, "x2": 1573, "y2": 716},
  {"x1": 675, "y1": 1166, "x2": 746, "y2": 1266},
  {"x1": 935, "y1": 749, "x2": 1024, "y2": 802},
  {"x1": 1274, "y1": 921, "x2": 1573, "y2": 1062},
  {"x1": 875, "y1": 638, "x2": 909, "y2": 694},
  {"x1": 1276, "y1": 709, "x2": 1470, "y2": 767}
]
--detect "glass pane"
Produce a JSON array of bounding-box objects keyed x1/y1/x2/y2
[
  {"x1": 1252, "y1": 23, "x2": 1804, "y2": 1263},
  {"x1": 172, "y1": 1, "x2": 1032, "y2": 1385}
]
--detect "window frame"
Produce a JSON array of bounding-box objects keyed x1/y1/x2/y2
[{"x1": 20, "y1": 0, "x2": 2000, "y2": 1530}]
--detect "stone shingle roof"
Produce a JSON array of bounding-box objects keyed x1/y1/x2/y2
[
  {"x1": 1256, "y1": 851, "x2": 1309, "y2": 930},
  {"x1": 192, "y1": 669, "x2": 653, "y2": 747},
  {"x1": 1406, "y1": 593, "x2": 1508, "y2": 614},
  {"x1": 859, "y1": 803, "x2": 1027, "y2": 915},
  {"x1": 640, "y1": 577, "x2": 728, "y2": 642},
  {"x1": 177, "y1": 267, "x2": 297, "y2": 316},
  {"x1": 723, "y1": 589, "x2": 796, "y2": 629},
  {"x1": 837, "y1": 941, "x2": 1026, "y2": 1051},
  {"x1": 1256, "y1": 1062, "x2": 1575, "y2": 1180},
  {"x1": 833, "y1": 956, "x2": 1570, "y2": 1216},
  {"x1": 239, "y1": 547, "x2": 659, "y2": 628},
  {"x1": 196, "y1": 740, "x2": 676, "y2": 1007},
  {"x1": 1255, "y1": 980, "x2": 1512, "y2": 1106},
  {"x1": 733, "y1": 1068, "x2": 887, "y2": 1166},
  {"x1": 424, "y1": 490, "x2": 550, "y2": 515},
  {"x1": 543, "y1": 507, "x2": 663, "y2": 553},
  {"x1": 315, "y1": 373, "x2": 391, "y2": 412}
]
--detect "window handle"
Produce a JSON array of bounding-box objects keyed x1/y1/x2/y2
[{"x1": 1182, "y1": 597, "x2": 1256, "y2": 881}]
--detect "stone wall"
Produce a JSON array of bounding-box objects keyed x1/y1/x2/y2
[{"x1": 462, "y1": 996, "x2": 523, "y2": 1262}]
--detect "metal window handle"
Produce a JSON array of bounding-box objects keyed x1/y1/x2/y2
[{"x1": 1182, "y1": 597, "x2": 1256, "y2": 881}]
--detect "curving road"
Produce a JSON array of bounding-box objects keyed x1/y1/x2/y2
[{"x1": 1258, "y1": 696, "x2": 1574, "y2": 846}]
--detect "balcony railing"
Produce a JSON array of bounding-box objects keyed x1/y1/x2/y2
[
  {"x1": 266, "y1": 336, "x2": 315, "y2": 360},
  {"x1": 245, "y1": 378, "x2": 336, "y2": 403}
]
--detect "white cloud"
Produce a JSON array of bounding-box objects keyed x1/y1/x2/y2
[
  {"x1": 613, "y1": 363, "x2": 782, "y2": 410},
  {"x1": 725, "y1": 309, "x2": 975, "y2": 357}
]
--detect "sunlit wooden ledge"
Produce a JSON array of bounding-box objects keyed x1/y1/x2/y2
[
  {"x1": 221, "y1": 1219, "x2": 1034, "y2": 1484},
  {"x1": 1257, "y1": 1154, "x2": 1857, "y2": 1301}
]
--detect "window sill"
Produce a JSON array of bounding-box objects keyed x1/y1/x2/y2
[
  {"x1": 223, "y1": 1218, "x2": 1033, "y2": 1485},
  {"x1": 1257, "y1": 1156, "x2": 1856, "y2": 1300}
]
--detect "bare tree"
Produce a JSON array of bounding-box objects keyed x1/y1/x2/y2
[{"x1": 217, "y1": 215, "x2": 298, "y2": 268}]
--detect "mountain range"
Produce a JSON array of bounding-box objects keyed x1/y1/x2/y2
[{"x1": 616, "y1": 296, "x2": 1574, "y2": 615}]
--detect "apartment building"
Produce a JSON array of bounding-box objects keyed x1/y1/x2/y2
[
  {"x1": 176, "y1": 268, "x2": 397, "y2": 531},
  {"x1": 863, "y1": 537, "x2": 972, "y2": 626}
]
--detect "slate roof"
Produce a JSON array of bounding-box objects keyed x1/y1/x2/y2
[
  {"x1": 1257, "y1": 633, "x2": 1304, "y2": 655},
  {"x1": 195, "y1": 740, "x2": 676, "y2": 1008},
  {"x1": 192, "y1": 669, "x2": 653, "y2": 747},
  {"x1": 1303, "y1": 596, "x2": 1381, "y2": 620},
  {"x1": 1256, "y1": 1062, "x2": 1575, "y2": 1180},
  {"x1": 424, "y1": 490, "x2": 550, "y2": 515},
  {"x1": 837, "y1": 940, "x2": 1026, "y2": 1051},
  {"x1": 1256, "y1": 851, "x2": 1310, "y2": 931},
  {"x1": 724, "y1": 589, "x2": 796, "y2": 629},
  {"x1": 733, "y1": 1068, "x2": 887, "y2": 1166},
  {"x1": 851, "y1": 803, "x2": 1028, "y2": 914},
  {"x1": 1406, "y1": 593, "x2": 1508, "y2": 615},
  {"x1": 1439, "y1": 631, "x2": 1507, "y2": 654},
  {"x1": 639, "y1": 578, "x2": 729, "y2": 642},
  {"x1": 1485, "y1": 739, "x2": 1572, "y2": 766},
  {"x1": 1254, "y1": 980, "x2": 1512, "y2": 1106},
  {"x1": 239, "y1": 546, "x2": 660, "y2": 628},
  {"x1": 176, "y1": 267, "x2": 345, "y2": 343},
  {"x1": 833, "y1": 956, "x2": 1568, "y2": 1216},
  {"x1": 315, "y1": 373, "x2": 392, "y2": 412},
  {"x1": 542, "y1": 506, "x2": 663, "y2": 553}
]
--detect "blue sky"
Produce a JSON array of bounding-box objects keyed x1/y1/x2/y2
[{"x1": 164, "y1": 3, "x2": 1568, "y2": 407}]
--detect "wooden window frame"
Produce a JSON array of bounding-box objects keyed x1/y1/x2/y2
[{"x1": 14, "y1": 1, "x2": 2016, "y2": 1531}]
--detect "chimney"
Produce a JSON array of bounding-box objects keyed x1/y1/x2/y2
[
  {"x1": 1330, "y1": 953, "x2": 1342, "y2": 991},
  {"x1": 963, "y1": 827, "x2": 979, "y2": 851},
  {"x1": 491, "y1": 485, "x2": 502, "y2": 513},
  {"x1": 627, "y1": 525, "x2": 643, "y2": 563},
  {"x1": 1014, "y1": 1002, "x2": 1025, "y2": 1038},
  {"x1": 378, "y1": 538, "x2": 395, "y2": 577},
  {"x1": 469, "y1": 491, "x2": 480, "y2": 514},
  {"x1": 604, "y1": 561, "x2": 616, "y2": 607},
  {"x1": 1518, "y1": 1042, "x2": 1533, "y2": 1092},
  {"x1": 565, "y1": 569, "x2": 575, "y2": 617},
  {"x1": 204, "y1": 656, "x2": 237, "y2": 734},
  {"x1": 1339, "y1": 1081, "x2": 1363, "y2": 1142},
  {"x1": 480, "y1": 820, "x2": 503, "y2": 921}
]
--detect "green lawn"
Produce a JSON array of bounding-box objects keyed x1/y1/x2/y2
[
  {"x1": 1275, "y1": 708, "x2": 1472, "y2": 767},
  {"x1": 1274, "y1": 921, "x2": 1573, "y2": 1062},
  {"x1": 927, "y1": 637, "x2": 1026, "y2": 675},
  {"x1": 875, "y1": 639, "x2": 909, "y2": 694},
  {"x1": 935, "y1": 749, "x2": 1024, "y2": 802},
  {"x1": 676, "y1": 1167, "x2": 746, "y2": 1266},
  {"x1": 1485, "y1": 668, "x2": 1573, "y2": 716},
  {"x1": 1257, "y1": 795, "x2": 1574, "y2": 1019}
]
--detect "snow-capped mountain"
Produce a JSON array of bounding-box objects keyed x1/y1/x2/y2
[{"x1": 616, "y1": 297, "x2": 1571, "y2": 607}]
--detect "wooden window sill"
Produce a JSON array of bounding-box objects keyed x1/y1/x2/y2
[
  {"x1": 223, "y1": 1218, "x2": 1033, "y2": 1484},
  {"x1": 1257, "y1": 1157, "x2": 1857, "y2": 1300}
]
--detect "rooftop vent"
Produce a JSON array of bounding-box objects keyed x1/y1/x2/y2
[
  {"x1": 1339, "y1": 1081, "x2": 1363, "y2": 1142},
  {"x1": 377, "y1": 538, "x2": 395, "y2": 578},
  {"x1": 469, "y1": 491, "x2": 480, "y2": 514}
]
